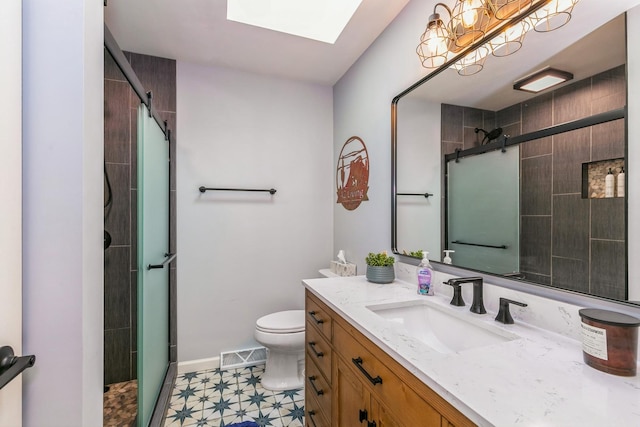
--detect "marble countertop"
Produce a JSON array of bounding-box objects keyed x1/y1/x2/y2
[{"x1": 303, "y1": 275, "x2": 640, "y2": 427}]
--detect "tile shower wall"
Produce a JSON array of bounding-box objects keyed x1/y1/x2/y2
[
  {"x1": 104, "y1": 49, "x2": 177, "y2": 384},
  {"x1": 442, "y1": 65, "x2": 626, "y2": 300}
]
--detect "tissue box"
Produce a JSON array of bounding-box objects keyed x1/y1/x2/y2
[{"x1": 330, "y1": 261, "x2": 357, "y2": 277}]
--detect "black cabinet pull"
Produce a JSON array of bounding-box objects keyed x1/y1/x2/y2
[
  {"x1": 308, "y1": 410, "x2": 318, "y2": 426},
  {"x1": 308, "y1": 310, "x2": 324, "y2": 324},
  {"x1": 308, "y1": 375, "x2": 324, "y2": 396},
  {"x1": 352, "y1": 357, "x2": 382, "y2": 386},
  {"x1": 308, "y1": 341, "x2": 324, "y2": 358},
  {"x1": 359, "y1": 409, "x2": 377, "y2": 426}
]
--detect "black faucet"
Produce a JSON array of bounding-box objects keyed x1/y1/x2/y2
[
  {"x1": 444, "y1": 277, "x2": 486, "y2": 314},
  {"x1": 495, "y1": 297, "x2": 528, "y2": 324}
]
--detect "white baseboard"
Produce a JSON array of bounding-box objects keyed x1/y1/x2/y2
[{"x1": 177, "y1": 356, "x2": 220, "y2": 375}]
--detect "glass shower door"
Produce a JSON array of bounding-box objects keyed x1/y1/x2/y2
[
  {"x1": 447, "y1": 148, "x2": 520, "y2": 274},
  {"x1": 137, "y1": 103, "x2": 170, "y2": 427}
]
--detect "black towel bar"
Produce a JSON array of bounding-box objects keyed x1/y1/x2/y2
[
  {"x1": 451, "y1": 240, "x2": 507, "y2": 249},
  {"x1": 199, "y1": 186, "x2": 276, "y2": 195},
  {"x1": 397, "y1": 192, "x2": 433, "y2": 198}
]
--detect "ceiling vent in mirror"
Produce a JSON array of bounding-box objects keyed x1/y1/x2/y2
[
  {"x1": 416, "y1": 0, "x2": 580, "y2": 76},
  {"x1": 513, "y1": 67, "x2": 573, "y2": 93}
]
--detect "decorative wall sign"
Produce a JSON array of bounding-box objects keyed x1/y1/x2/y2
[{"x1": 336, "y1": 136, "x2": 369, "y2": 211}]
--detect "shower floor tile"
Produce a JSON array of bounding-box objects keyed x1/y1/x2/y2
[
  {"x1": 104, "y1": 379, "x2": 137, "y2": 427},
  {"x1": 165, "y1": 364, "x2": 305, "y2": 426}
]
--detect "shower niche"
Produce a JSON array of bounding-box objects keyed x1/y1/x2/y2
[{"x1": 582, "y1": 158, "x2": 625, "y2": 199}]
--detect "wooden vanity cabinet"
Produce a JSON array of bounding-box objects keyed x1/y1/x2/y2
[
  {"x1": 305, "y1": 290, "x2": 475, "y2": 427},
  {"x1": 305, "y1": 292, "x2": 333, "y2": 426}
]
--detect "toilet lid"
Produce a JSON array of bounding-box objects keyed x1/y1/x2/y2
[{"x1": 256, "y1": 310, "x2": 305, "y2": 333}]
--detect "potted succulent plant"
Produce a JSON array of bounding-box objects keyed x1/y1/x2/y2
[{"x1": 365, "y1": 251, "x2": 395, "y2": 284}]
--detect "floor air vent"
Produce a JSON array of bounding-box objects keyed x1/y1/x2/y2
[{"x1": 220, "y1": 347, "x2": 267, "y2": 369}]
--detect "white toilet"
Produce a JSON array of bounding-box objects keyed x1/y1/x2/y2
[{"x1": 254, "y1": 310, "x2": 305, "y2": 391}]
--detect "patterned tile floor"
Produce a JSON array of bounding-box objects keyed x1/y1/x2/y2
[{"x1": 165, "y1": 364, "x2": 305, "y2": 427}]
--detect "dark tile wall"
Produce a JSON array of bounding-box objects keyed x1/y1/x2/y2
[
  {"x1": 442, "y1": 65, "x2": 626, "y2": 300},
  {"x1": 104, "y1": 49, "x2": 177, "y2": 385},
  {"x1": 441, "y1": 104, "x2": 496, "y2": 156}
]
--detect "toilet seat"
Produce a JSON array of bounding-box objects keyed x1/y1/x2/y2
[{"x1": 256, "y1": 310, "x2": 305, "y2": 334}]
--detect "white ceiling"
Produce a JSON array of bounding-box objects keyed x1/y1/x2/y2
[
  {"x1": 104, "y1": 0, "x2": 410, "y2": 86},
  {"x1": 105, "y1": 0, "x2": 640, "y2": 97}
]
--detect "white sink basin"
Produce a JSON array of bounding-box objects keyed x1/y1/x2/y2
[{"x1": 366, "y1": 300, "x2": 518, "y2": 354}]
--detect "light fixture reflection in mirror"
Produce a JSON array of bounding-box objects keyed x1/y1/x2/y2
[
  {"x1": 416, "y1": 0, "x2": 580, "y2": 73},
  {"x1": 488, "y1": 19, "x2": 530, "y2": 56},
  {"x1": 452, "y1": 45, "x2": 490, "y2": 75},
  {"x1": 529, "y1": 0, "x2": 580, "y2": 32}
]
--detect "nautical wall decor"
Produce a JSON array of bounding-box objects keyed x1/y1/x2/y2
[{"x1": 336, "y1": 136, "x2": 369, "y2": 211}]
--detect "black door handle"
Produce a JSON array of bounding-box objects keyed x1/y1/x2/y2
[
  {"x1": 147, "y1": 253, "x2": 177, "y2": 270},
  {"x1": 0, "y1": 346, "x2": 36, "y2": 390}
]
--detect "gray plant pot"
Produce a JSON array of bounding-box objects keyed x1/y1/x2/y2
[{"x1": 366, "y1": 265, "x2": 395, "y2": 284}]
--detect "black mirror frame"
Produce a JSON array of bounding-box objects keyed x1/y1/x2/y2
[{"x1": 390, "y1": 6, "x2": 640, "y2": 317}]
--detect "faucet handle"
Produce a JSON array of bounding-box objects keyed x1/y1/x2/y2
[
  {"x1": 495, "y1": 297, "x2": 528, "y2": 324},
  {"x1": 443, "y1": 281, "x2": 465, "y2": 306}
]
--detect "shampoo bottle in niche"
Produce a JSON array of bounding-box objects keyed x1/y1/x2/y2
[
  {"x1": 617, "y1": 166, "x2": 625, "y2": 197},
  {"x1": 417, "y1": 251, "x2": 434, "y2": 296},
  {"x1": 605, "y1": 168, "x2": 614, "y2": 198}
]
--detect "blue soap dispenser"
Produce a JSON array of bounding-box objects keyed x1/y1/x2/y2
[{"x1": 417, "y1": 251, "x2": 434, "y2": 296}]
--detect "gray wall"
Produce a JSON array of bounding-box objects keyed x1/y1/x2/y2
[
  {"x1": 103, "y1": 50, "x2": 178, "y2": 384},
  {"x1": 333, "y1": 1, "x2": 434, "y2": 271},
  {"x1": 176, "y1": 61, "x2": 334, "y2": 362},
  {"x1": 22, "y1": 0, "x2": 104, "y2": 424}
]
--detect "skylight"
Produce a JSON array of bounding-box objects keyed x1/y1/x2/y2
[{"x1": 227, "y1": 0, "x2": 363, "y2": 44}]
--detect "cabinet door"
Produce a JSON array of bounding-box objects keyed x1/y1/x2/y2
[
  {"x1": 374, "y1": 399, "x2": 404, "y2": 427},
  {"x1": 336, "y1": 357, "x2": 371, "y2": 426},
  {"x1": 441, "y1": 417, "x2": 457, "y2": 427}
]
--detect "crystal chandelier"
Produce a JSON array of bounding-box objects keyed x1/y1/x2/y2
[{"x1": 416, "y1": 0, "x2": 580, "y2": 76}]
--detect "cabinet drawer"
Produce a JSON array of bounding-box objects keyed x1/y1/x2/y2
[
  {"x1": 305, "y1": 293, "x2": 333, "y2": 340},
  {"x1": 333, "y1": 322, "x2": 443, "y2": 427},
  {"x1": 305, "y1": 394, "x2": 330, "y2": 427},
  {"x1": 305, "y1": 356, "x2": 332, "y2": 423},
  {"x1": 305, "y1": 319, "x2": 332, "y2": 381}
]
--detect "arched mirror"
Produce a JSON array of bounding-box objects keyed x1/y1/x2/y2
[{"x1": 392, "y1": 0, "x2": 640, "y2": 304}]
